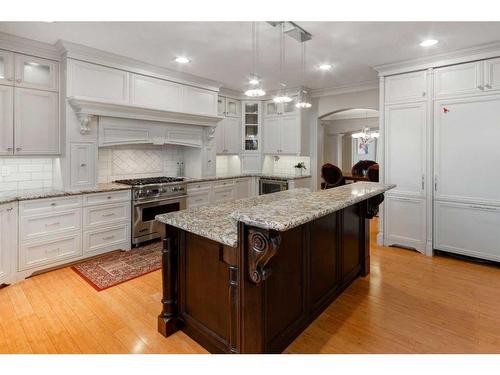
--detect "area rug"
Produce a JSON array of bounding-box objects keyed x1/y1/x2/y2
[{"x1": 71, "y1": 241, "x2": 162, "y2": 291}]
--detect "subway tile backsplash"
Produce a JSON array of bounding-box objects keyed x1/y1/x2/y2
[
  {"x1": 97, "y1": 144, "x2": 184, "y2": 183},
  {"x1": 263, "y1": 156, "x2": 310, "y2": 175},
  {"x1": 0, "y1": 158, "x2": 56, "y2": 191}
]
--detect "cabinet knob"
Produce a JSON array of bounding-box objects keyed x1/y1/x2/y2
[
  {"x1": 80, "y1": 163, "x2": 87, "y2": 167},
  {"x1": 15, "y1": 79, "x2": 22, "y2": 83},
  {"x1": 6, "y1": 77, "x2": 13, "y2": 82},
  {"x1": 485, "y1": 84, "x2": 492, "y2": 89},
  {"x1": 16, "y1": 147, "x2": 22, "y2": 151},
  {"x1": 7, "y1": 147, "x2": 12, "y2": 151},
  {"x1": 7, "y1": 207, "x2": 13, "y2": 212},
  {"x1": 477, "y1": 85, "x2": 484, "y2": 90},
  {"x1": 422, "y1": 91, "x2": 426, "y2": 97}
]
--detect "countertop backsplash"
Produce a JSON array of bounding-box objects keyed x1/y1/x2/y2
[
  {"x1": 262, "y1": 155, "x2": 310, "y2": 175},
  {"x1": 97, "y1": 144, "x2": 185, "y2": 183},
  {"x1": 0, "y1": 157, "x2": 57, "y2": 192}
]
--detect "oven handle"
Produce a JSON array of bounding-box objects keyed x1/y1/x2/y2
[{"x1": 134, "y1": 195, "x2": 188, "y2": 206}]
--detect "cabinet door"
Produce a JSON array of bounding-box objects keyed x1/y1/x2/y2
[
  {"x1": 385, "y1": 71, "x2": 427, "y2": 103},
  {"x1": 0, "y1": 50, "x2": 14, "y2": 86},
  {"x1": 263, "y1": 117, "x2": 281, "y2": 154},
  {"x1": 235, "y1": 178, "x2": 250, "y2": 199},
  {"x1": 385, "y1": 102, "x2": 427, "y2": 197},
  {"x1": 215, "y1": 119, "x2": 225, "y2": 154},
  {"x1": 0, "y1": 203, "x2": 16, "y2": 284},
  {"x1": 0, "y1": 85, "x2": 14, "y2": 155},
  {"x1": 280, "y1": 115, "x2": 300, "y2": 154},
  {"x1": 130, "y1": 74, "x2": 183, "y2": 111},
  {"x1": 484, "y1": 57, "x2": 500, "y2": 92},
  {"x1": 14, "y1": 54, "x2": 58, "y2": 91},
  {"x1": 225, "y1": 97, "x2": 240, "y2": 117},
  {"x1": 70, "y1": 143, "x2": 96, "y2": 188},
  {"x1": 434, "y1": 95, "x2": 500, "y2": 205},
  {"x1": 264, "y1": 100, "x2": 279, "y2": 117},
  {"x1": 281, "y1": 99, "x2": 297, "y2": 115},
  {"x1": 67, "y1": 59, "x2": 129, "y2": 103},
  {"x1": 224, "y1": 117, "x2": 241, "y2": 154},
  {"x1": 433, "y1": 62, "x2": 483, "y2": 98},
  {"x1": 98, "y1": 117, "x2": 161, "y2": 146},
  {"x1": 384, "y1": 196, "x2": 426, "y2": 253},
  {"x1": 217, "y1": 96, "x2": 226, "y2": 116},
  {"x1": 14, "y1": 88, "x2": 59, "y2": 155},
  {"x1": 434, "y1": 201, "x2": 500, "y2": 262},
  {"x1": 182, "y1": 86, "x2": 218, "y2": 116}
]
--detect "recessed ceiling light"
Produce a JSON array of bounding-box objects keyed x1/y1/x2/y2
[
  {"x1": 420, "y1": 39, "x2": 439, "y2": 47},
  {"x1": 319, "y1": 64, "x2": 332, "y2": 71},
  {"x1": 174, "y1": 56, "x2": 190, "y2": 64}
]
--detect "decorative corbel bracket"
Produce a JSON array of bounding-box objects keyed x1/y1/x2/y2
[
  {"x1": 76, "y1": 113, "x2": 96, "y2": 135},
  {"x1": 247, "y1": 228, "x2": 281, "y2": 284},
  {"x1": 207, "y1": 126, "x2": 216, "y2": 140},
  {"x1": 361, "y1": 194, "x2": 385, "y2": 219}
]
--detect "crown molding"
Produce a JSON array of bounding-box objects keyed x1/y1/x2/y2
[
  {"x1": 375, "y1": 41, "x2": 500, "y2": 77},
  {"x1": 57, "y1": 40, "x2": 223, "y2": 92},
  {"x1": 0, "y1": 31, "x2": 60, "y2": 61},
  {"x1": 310, "y1": 80, "x2": 379, "y2": 98}
]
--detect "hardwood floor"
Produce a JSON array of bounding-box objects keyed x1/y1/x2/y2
[{"x1": 1, "y1": 219, "x2": 500, "y2": 354}]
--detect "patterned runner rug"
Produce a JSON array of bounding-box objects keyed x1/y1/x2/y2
[{"x1": 71, "y1": 241, "x2": 162, "y2": 291}]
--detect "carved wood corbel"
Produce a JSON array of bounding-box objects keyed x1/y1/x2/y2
[
  {"x1": 360, "y1": 193, "x2": 385, "y2": 219},
  {"x1": 247, "y1": 229, "x2": 281, "y2": 284},
  {"x1": 76, "y1": 113, "x2": 96, "y2": 135},
  {"x1": 207, "y1": 126, "x2": 216, "y2": 140}
]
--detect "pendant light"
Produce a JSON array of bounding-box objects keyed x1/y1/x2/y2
[
  {"x1": 273, "y1": 22, "x2": 292, "y2": 103},
  {"x1": 296, "y1": 42, "x2": 312, "y2": 109},
  {"x1": 245, "y1": 22, "x2": 266, "y2": 98}
]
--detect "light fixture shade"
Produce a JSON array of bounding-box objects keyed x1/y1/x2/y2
[
  {"x1": 273, "y1": 95, "x2": 292, "y2": 103},
  {"x1": 245, "y1": 88, "x2": 266, "y2": 97},
  {"x1": 295, "y1": 89, "x2": 312, "y2": 109},
  {"x1": 296, "y1": 101, "x2": 312, "y2": 109}
]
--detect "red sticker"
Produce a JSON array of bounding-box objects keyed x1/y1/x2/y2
[{"x1": 443, "y1": 107, "x2": 449, "y2": 113}]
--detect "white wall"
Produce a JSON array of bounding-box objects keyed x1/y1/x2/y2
[
  {"x1": 0, "y1": 157, "x2": 58, "y2": 191},
  {"x1": 318, "y1": 88, "x2": 379, "y2": 118}
]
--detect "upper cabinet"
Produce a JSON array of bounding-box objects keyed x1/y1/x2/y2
[
  {"x1": 483, "y1": 57, "x2": 500, "y2": 92},
  {"x1": 130, "y1": 74, "x2": 183, "y2": 111},
  {"x1": 385, "y1": 70, "x2": 428, "y2": 104},
  {"x1": 0, "y1": 50, "x2": 14, "y2": 86},
  {"x1": 216, "y1": 117, "x2": 241, "y2": 154},
  {"x1": 14, "y1": 54, "x2": 59, "y2": 91},
  {"x1": 0, "y1": 86, "x2": 14, "y2": 155},
  {"x1": 218, "y1": 96, "x2": 241, "y2": 118},
  {"x1": 263, "y1": 114, "x2": 302, "y2": 155},
  {"x1": 433, "y1": 62, "x2": 483, "y2": 98},
  {"x1": 263, "y1": 98, "x2": 297, "y2": 118},
  {"x1": 67, "y1": 59, "x2": 130, "y2": 104},
  {"x1": 183, "y1": 86, "x2": 218, "y2": 116},
  {"x1": 243, "y1": 101, "x2": 261, "y2": 152}
]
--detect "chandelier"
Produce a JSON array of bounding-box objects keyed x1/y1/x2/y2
[{"x1": 351, "y1": 128, "x2": 379, "y2": 144}]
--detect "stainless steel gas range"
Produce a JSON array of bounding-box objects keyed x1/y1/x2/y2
[{"x1": 114, "y1": 177, "x2": 187, "y2": 246}]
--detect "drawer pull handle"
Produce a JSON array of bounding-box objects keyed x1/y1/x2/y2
[
  {"x1": 45, "y1": 222, "x2": 60, "y2": 227},
  {"x1": 102, "y1": 235, "x2": 115, "y2": 241},
  {"x1": 50, "y1": 203, "x2": 57, "y2": 206},
  {"x1": 469, "y1": 205, "x2": 497, "y2": 211},
  {"x1": 45, "y1": 247, "x2": 60, "y2": 254},
  {"x1": 102, "y1": 213, "x2": 116, "y2": 217},
  {"x1": 107, "y1": 196, "x2": 112, "y2": 199},
  {"x1": 80, "y1": 163, "x2": 87, "y2": 167},
  {"x1": 7, "y1": 207, "x2": 13, "y2": 212}
]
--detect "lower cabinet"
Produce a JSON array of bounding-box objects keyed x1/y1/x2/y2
[
  {"x1": 235, "y1": 178, "x2": 251, "y2": 199},
  {"x1": 83, "y1": 224, "x2": 130, "y2": 254},
  {"x1": 0, "y1": 202, "x2": 17, "y2": 284},
  {"x1": 186, "y1": 178, "x2": 251, "y2": 208},
  {"x1": 384, "y1": 195, "x2": 426, "y2": 253},
  {"x1": 434, "y1": 200, "x2": 500, "y2": 262},
  {"x1": 70, "y1": 143, "x2": 96, "y2": 188}
]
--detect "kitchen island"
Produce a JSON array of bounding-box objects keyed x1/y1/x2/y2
[{"x1": 155, "y1": 182, "x2": 394, "y2": 353}]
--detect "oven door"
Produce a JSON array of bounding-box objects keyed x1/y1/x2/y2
[
  {"x1": 259, "y1": 179, "x2": 288, "y2": 195},
  {"x1": 133, "y1": 196, "x2": 187, "y2": 245}
]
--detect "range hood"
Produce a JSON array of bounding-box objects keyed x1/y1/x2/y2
[{"x1": 68, "y1": 96, "x2": 223, "y2": 135}]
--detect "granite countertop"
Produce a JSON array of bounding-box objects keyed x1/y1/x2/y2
[
  {"x1": 156, "y1": 182, "x2": 395, "y2": 247},
  {"x1": 0, "y1": 182, "x2": 131, "y2": 204},
  {"x1": 184, "y1": 173, "x2": 312, "y2": 184}
]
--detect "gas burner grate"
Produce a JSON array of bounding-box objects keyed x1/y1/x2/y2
[{"x1": 115, "y1": 177, "x2": 184, "y2": 186}]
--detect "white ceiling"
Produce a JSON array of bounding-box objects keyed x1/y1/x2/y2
[{"x1": 1, "y1": 22, "x2": 500, "y2": 93}]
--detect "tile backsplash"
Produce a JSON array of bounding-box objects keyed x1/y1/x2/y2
[
  {"x1": 216, "y1": 155, "x2": 241, "y2": 176},
  {"x1": 97, "y1": 144, "x2": 184, "y2": 183},
  {"x1": 263, "y1": 155, "x2": 311, "y2": 175},
  {"x1": 0, "y1": 157, "x2": 56, "y2": 191}
]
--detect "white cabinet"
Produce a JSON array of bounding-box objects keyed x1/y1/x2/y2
[
  {"x1": 213, "y1": 180, "x2": 235, "y2": 204},
  {"x1": 384, "y1": 196, "x2": 426, "y2": 253},
  {"x1": 130, "y1": 74, "x2": 183, "y2": 111},
  {"x1": 0, "y1": 50, "x2": 14, "y2": 86},
  {"x1": 166, "y1": 125, "x2": 203, "y2": 147},
  {"x1": 67, "y1": 59, "x2": 130, "y2": 103},
  {"x1": 216, "y1": 117, "x2": 241, "y2": 154},
  {"x1": 0, "y1": 85, "x2": 14, "y2": 155},
  {"x1": 218, "y1": 96, "x2": 240, "y2": 118},
  {"x1": 0, "y1": 202, "x2": 17, "y2": 285},
  {"x1": 433, "y1": 62, "x2": 483, "y2": 98},
  {"x1": 14, "y1": 88, "x2": 59, "y2": 155},
  {"x1": 263, "y1": 99, "x2": 297, "y2": 118},
  {"x1": 385, "y1": 70, "x2": 428, "y2": 103},
  {"x1": 384, "y1": 102, "x2": 427, "y2": 197},
  {"x1": 235, "y1": 178, "x2": 250, "y2": 199},
  {"x1": 183, "y1": 86, "x2": 218, "y2": 116},
  {"x1": 263, "y1": 114, "x2": 301, "y2": 155},
  {"x1": 98, "y1": 117, "x2": 164, "y2": 146},
  {"x1": 434, "y1": 201, "x2": 500, "y2": 262},
  {"x1": 70, "y1": 143, "x2": 96, "y2": 188},
  {"x1": 483, "y1": 57, "x2": 500, "y2": 92},
  {"x1": 14, "y1": 54, "x2": 59, "y2": 91},
  {"x1": 83, "y1": 224, "x2": 130, "y2": 254}
]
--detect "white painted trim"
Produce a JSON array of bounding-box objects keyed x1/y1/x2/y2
[
  {"x1": 374, "y1": 41, "x2": 500, "y2": 77},
  {"x1": 68, "y1": 96, "x2": 224, "y2": 127},
  {"x1": 57, "y1": 40, "x2": 222, "y2": 92},
  {"x1": 310, "y1": 80, "x2": 379, "y2": 98},
  {"x1": 0, "y1": 31, "x2": 60, "y2": 61}
]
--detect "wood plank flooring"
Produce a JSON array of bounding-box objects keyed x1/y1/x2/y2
[{"x1": 1, "y1": 219, "x2": 500, "y2": 354}]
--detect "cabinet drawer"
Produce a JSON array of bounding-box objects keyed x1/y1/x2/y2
[
  {"x1": 187, "y1": 191, "x2": 211, "y2": 208},
  {"x1": 19, "y1": 233, "x2": 82, "y2": 271},
  {"x1": 213, "y1": 179, "x2": 235, "y2": 189},
  {"x1": 20, "y1": 209, "x2": 81, "y2": 243},
  {"x1": 187, "y1": 181, "x2": 212, "y2": 193},
  {"x1": 20, "y1": 195, "x2": 82, "y2": 215},
  {"x1": 385, "y1": 71, "x2": 428, "y2": 103},
  {"x1": 83, "y1": 202, "x2": 130, "y2": 229},
  {"x1": 83, "y1": 190, "x2": 131, "y2": 206},
  {"x1": 213, "y1": 186, "x2": 235, "y2": 203},
  {"x1": 83, "y1": 224, "x2": 130, "y2": 254}
]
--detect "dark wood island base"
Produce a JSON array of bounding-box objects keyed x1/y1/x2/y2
[{"x1": 158, "y1": 196, "x2": 383, "y2": 353}]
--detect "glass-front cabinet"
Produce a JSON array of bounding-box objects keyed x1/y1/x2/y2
[
  {"x1": 263, "y1": 97, "x2": 298, "y2": 118},
  {"x1": 218, "y1": 96, "x2": 241, "y2": 118},
  {"x1": 243, "y1": 101, "x2": 261, "y2": 152},
  {"x1": 0, "y1": 50, "x2": 14, "y2": 86},
  {"x1": 14, "y1": 54, "x2": 58, "y2": 91}
]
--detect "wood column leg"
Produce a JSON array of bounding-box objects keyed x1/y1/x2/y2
[
  {"x1": 228, "y1": 265, "x2": 239, "y2": 353},
  {"x1": 361, "y1": 217, "x2": 370, "y2": 276},
  {"x1": 158, "y1": 236, "x2": 180, "y2": 337}
]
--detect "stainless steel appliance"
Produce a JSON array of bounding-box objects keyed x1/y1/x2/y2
[
  {"x1": 259, "y1": 178, "x2": 288, "y2": 195},
  {"x1": 114, "y1": 177, "x2": 187, "y2": 246}
]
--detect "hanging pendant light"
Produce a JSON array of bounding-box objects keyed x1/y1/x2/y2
[
  {"x1": 273, "y1": 23, "x2": 292, "y2": 103},
  {"x1": 245, "y1": 22, "x2": 266, "y2": 98},
  {"x1": 296, "y1": 42, "x2": 312, "y2": 109}
]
